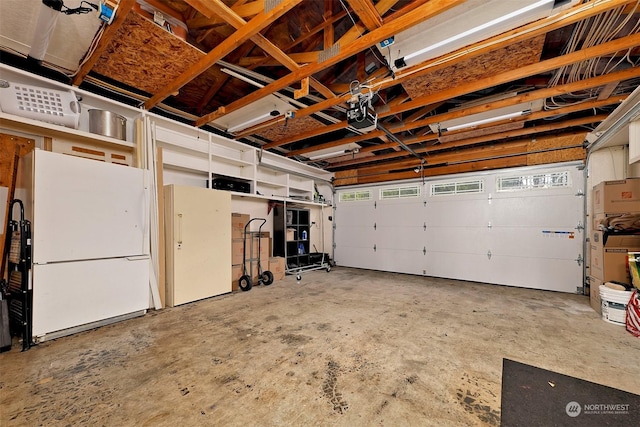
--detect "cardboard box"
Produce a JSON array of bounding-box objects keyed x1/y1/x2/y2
[
  {"x1": 593, "y1": 179, "x2": 640, "y2": 214},
  {"x1": 232, "y1": 213, "x2": 250, "y2": 239},
  {"x1": 589, "y1": 276, "x2": 603, "y2": 314},
  {"x1": 286, "y1": 228, "x2": 296, "y2": 241},
  {"x1": 589, "y1": 231, "x2": 640, "y2": 283},
  {"x1": 269, "y1": 257, "x2": 286, "y2": 281},
  {"x1": 232, "y1": 236, "x2": 270, "y2": 265}
]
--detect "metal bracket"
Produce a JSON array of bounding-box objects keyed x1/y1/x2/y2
[
  {"x1": 423, "y1": 201, "x2": 427, "y2": 207},
  {"x1": 575, "y1": 222, "x2": 584, "y2": 231},
  {"x1": 374, "y1": 201, "x2": 377, "y2": 209},
  {"x1": 575, "y1": 254, "x2": 583, "y2": 266},
  {"x1": 487, "y1": 222, "x2": 492, "y2": 229},
  {"x1": 423, "y1": 222, "x2": 427, "y2": 231},
  {"x1": 575, "y1": 189, "x2": 584, "y2": 197},
  {"x1": 487, "y1": 250, "x2": 492, "y2": 260},
  {"x1": 423, "y1": 246, "x2": 426, "y2": 255},
  {"x1": 373, "y1": 222, "x2": 377, "y2": 230},
  {"x1": 373, "y1": 244, "x2": 377, "y2": 252}
]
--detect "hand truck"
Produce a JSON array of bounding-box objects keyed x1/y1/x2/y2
[{"x1": 239, "y1": 218, "x2": 274, "y2": 291}]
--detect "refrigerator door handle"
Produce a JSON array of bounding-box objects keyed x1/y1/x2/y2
[
  {"x1": 126, "y1": 255, "x2": 150, "y2": 261},
  {"x1": 177, "y1": 213, "x2": 183, "y2": 245}
]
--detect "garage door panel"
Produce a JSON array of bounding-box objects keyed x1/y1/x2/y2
[
  {"x1": 427, "y1": 198, "x2": 490, "y2": 227},
  {"x1": 377, "y1": 225, "x2": 425, "y2": 249},
  {"x1": 489, "y1": 228, "x2": 581, "y2": 260},
  {"x1": 335, "y1": 244, "x2": 379, "y2": 270},
  {"x1": 487, "y1": 256, "x2": 580, "y2": 293},
  {"x1": 490, "y1": 196, "x2": 581, "y2": 227},
  {"x1": 377, "y1": 200, "x2": 426, "y2": 226},
  {"x1": 376, "y1": 248, "x2": 425, "y2": 275},
  {"x1": 427, "y1": 227, "x2": 490, "y2": 254},
  {"x1": 425, "y1": 252, "x2": 493, "y2": 283}
]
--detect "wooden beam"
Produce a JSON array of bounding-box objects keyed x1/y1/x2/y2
[
  {"x1": 345, "y1": 0, "x2": 383, "y2": 31},
  {"x1": 257, "y1": 38, "x2": 636, "y2": 158},
  {"x1": 324, "y1": 0, "x2": 335, "y2": 48},
  {"x1": 195, "y1": 0, "x2": 465, "y2": 126},
  {"x1": 186, "y1": 0, "x2": 264, "y2": 28},
  {"x1": 329, "y1": 108, "x2": 616, "y2": 170},
  {"x1": 190, "y1": 0, "x2": 335, "y2": 100},
  {"x1": 294, "y1": 77, "x2": 310, "y2": 99},
  {"x1": 71, "y1": 0, "x2": 137, "y2": 86},
  {"x1": 145, "y1": 0, "x2": 302, "y2": 110},
  {"x1": 286, "y1": 130, "x2": 386, "y2": 157},
  {"x1": 262, "y1": 122, "x2": 349, "y2": 149},
  {"x1": 398, "y1": 65, "x2": 640, "y2": 134},
  {"x1": 248, "y1": 0, "x2": 636, "y2": 125},
  {"x1": 598, "y1": 81, "x2": 619, "y2": 100},
  {"x1": 239, "y1": 0, "x2": 399, "y2": 67},
  {"x1": 379, "y1": 31, "x2": 640, "y2": 119}
]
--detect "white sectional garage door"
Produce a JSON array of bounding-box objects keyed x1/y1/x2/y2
[{"x1": 334, "y1": 163, "x2": 585, "y2": 293}]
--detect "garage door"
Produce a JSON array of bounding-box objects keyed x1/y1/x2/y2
[{"x1": 334, "y1": 163, "x2": 585, "y2": 293}]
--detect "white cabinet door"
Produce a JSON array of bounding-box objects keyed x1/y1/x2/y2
[
  {"x1": 165, "y1": 185, "x2": 231, "y2": 306},
  {"x1": 32, "y1": 257, "x2": 149, "y2": 339}
]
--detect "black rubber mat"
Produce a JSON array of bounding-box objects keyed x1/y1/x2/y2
[{"x1": 500, "y1": 358, "x2": 640, "y2": 427}]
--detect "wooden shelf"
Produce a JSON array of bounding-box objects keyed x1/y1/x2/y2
[{"x1": 0, "y1": 112, "x2": 135, "y2": 148}]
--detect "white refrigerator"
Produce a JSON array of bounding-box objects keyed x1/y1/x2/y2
[{"x1": 18, "y1": 150, "x2": 150, "y2": 342}]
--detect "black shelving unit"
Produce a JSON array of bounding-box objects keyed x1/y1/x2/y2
[{"x1": 274, "y1": 205, "x2": 310, "y2": 270}]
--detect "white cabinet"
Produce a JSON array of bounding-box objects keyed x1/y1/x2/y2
[{"x1": 164, "y1": 185, "x2": 231, "y2": 306}]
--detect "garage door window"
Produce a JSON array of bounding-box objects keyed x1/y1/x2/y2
[
  {"x1": 339, "y1": 189, "x2": 372, "y2": 202},
  {"x1": 497, "y1": 171, "x2": 570, "y2": 192},
  {"x1": 380, "y1": 185, "x2": 421, "y2": 199},
  {"x1": 431, "y1": 179, "x2": 483, "y2": 196}
]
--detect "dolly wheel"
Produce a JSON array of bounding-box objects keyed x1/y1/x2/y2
[
  {"x1": 326, "y1": 265, "x2": 331, "y2": 272},
  {"x1": 261, "y1": 271, "x2": 274, "y2": 286},
  {"x1": 296, "y1": 274, "x2": 302, "y2": 281},
  {"x1": 239, "y1": 275, "x2": 252, "y2": 292}
]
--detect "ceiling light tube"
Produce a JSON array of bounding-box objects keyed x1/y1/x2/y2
[
  {"x1": 395, "y1": 0, "x2": 555, "y2": 68},
  {"x1": 227, "y1": 110, "x2": 279, "y2": 133},
  {"x1": 308, "y1": 150, "x2": 350, "y2": 160},
  {"x1": 444, "y1": 110, "x2": 530, "y2": 132}
]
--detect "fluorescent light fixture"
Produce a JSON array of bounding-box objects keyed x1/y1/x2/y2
[
  {"x1": 444, "y1": 110, "x2": 530, "y2": 132},
  {"x1": 393, "y1": 0, "x2": 560, "y2": 69},
  {"x1": 306, "y1": 143, "x2": 362, "y2": 160},
  {"x1": 308, "y1": 150, "x2": 351, "y2": 160},
  {"x1": 227, "y1": 110, "x2": 279, "y2": 133}
]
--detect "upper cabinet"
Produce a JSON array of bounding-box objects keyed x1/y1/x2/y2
[{"x1": 0, "y1": 64, "x2": 334, "y2": 204}]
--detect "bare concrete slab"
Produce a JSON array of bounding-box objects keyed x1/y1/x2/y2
[{"x1": 1, "y1": 267, "x2": 638, "y2": 426}]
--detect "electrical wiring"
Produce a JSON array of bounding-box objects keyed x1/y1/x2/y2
[{"x1": 545, "y1": 0, "x2": 640, "y2": 110}]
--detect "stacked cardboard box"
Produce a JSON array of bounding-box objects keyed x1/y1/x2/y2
[
  {"x1": 230, "y1": 213, "x2": 275, "y2": 291},
  {"x1": 590, "y1": 179, "x2": 640, "y2": 312}
]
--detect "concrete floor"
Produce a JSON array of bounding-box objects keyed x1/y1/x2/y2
[{"x1": 1, "y1": 267, "x2": 639, "y2": 426}]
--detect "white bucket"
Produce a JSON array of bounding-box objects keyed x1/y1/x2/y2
[{"x1": 600, "y1": 284, "x2": 633, "y2": 326}]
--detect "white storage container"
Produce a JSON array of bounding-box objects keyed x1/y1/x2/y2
[{"x1": 0, "y1": 79, "x2": 80, "y2": 129}]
